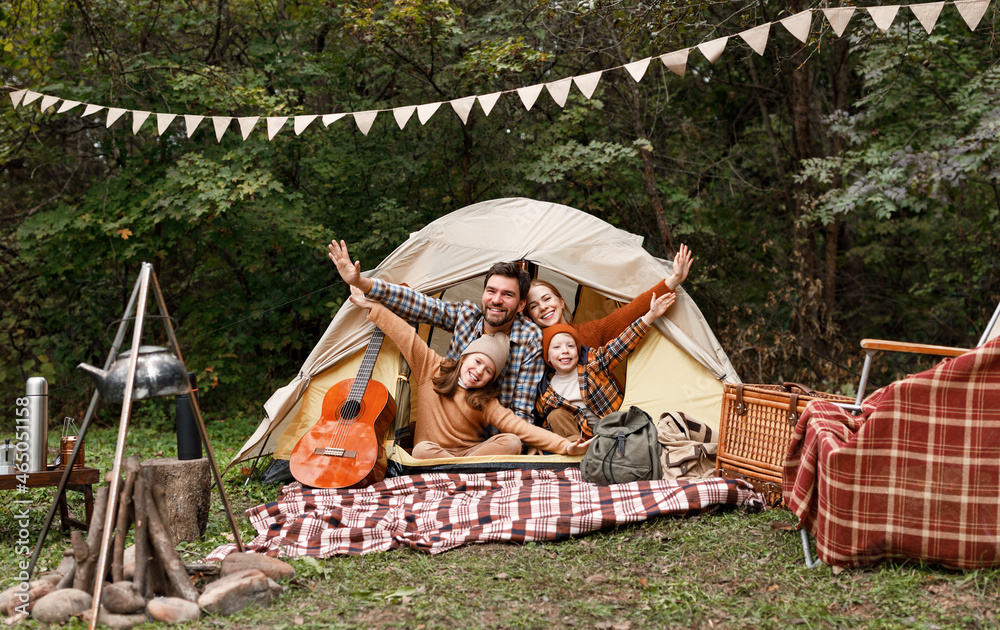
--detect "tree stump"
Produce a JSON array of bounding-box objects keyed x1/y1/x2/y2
[{"x1": 139, "y1": 457, "x2": 211, "y2": 543}]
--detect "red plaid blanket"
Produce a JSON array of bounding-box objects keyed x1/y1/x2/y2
[
  {"x1": 207, "y1": 468, "x2": 761, "y2": 559},
  {"x1": 783, "y1": 338, "x2": 1000, "y2": 570}
]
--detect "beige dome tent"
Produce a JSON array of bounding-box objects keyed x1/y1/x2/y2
[{"x1": 228, "y1": 197, "x2": 741, "y2": 473}]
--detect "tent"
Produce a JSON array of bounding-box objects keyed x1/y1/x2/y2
[{"x1": 228, "y1": 197, "x2": 741, "y2": 472}]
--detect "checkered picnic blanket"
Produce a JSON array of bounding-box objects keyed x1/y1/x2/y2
[
  {"x1": 783, "y1": 338, "x2": 1000, "y2": 570},
  {"x1": 207, "y1": 468, "x2": 761, "y2": 560}
]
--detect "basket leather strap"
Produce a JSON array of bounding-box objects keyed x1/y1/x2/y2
[
  {"x1": 735, "y1": 384, "x2": 747, "y2": 415},
  {"x1": 787, "y1": 392, "x2": 800, "y2": 424}
]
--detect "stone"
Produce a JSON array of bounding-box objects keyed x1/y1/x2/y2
[
  {"x1": 197, "y1": 569, "x2": 273, "y2": 616},
  {"x1": 146, "y1": 597, "x2": 201, "y2": 623},
  {"x1": 102, "y1": 582, "x2": 146, "y2": 614},
  {"x1": 2, "y1": 611, "x2": 28, "y2": 626},
  {"x1": 82, "y1": 607, "x2": 147, "y2": 630},
  {"x1": 141, "y1": 457, "x2": 212, "y2": 543},
  {"x1": 220, "y1": 552, "x2": 296, "y2": 582},
  {"x1": 29, "y1": 589, "x2": 92, "y2": 624},
  {"x1": 6, "y1": 581, "x2": 53, "y2": 616}
]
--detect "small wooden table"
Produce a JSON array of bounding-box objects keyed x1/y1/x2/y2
[{"x1": 0, "y1": 465, "x2": 100, "y2": 531}]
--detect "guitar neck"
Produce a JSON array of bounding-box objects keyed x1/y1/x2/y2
[{"x1": 346, "y1": 327, "x2": 385, "y2": 400}]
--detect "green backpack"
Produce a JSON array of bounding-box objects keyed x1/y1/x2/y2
[{"x1": 580, "y1": 406, "x2": 663, "y2": 485}]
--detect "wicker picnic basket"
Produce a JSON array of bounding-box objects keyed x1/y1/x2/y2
[{"x1": 716, "y1": 382, "x2": 855, "y2": 507}]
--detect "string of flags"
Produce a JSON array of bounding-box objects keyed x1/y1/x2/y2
[{"x1": 4, "y1": 0, "x2": 992, "y2": 143}]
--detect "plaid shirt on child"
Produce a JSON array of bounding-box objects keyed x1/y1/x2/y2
[
  {"x1": 367, "y1": 278, "x2": 544, "y2": 422},
  {"x1": 535, "y1": 317, "x2": 651, "y2": 438}
]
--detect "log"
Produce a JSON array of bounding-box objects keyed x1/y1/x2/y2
[
  {"x1": 112, "y1": 456, "x2": 141, "y2": 583},
  {"x1": 141, "y1": 468, "x2": 198, "y2": 602},
  {"x1": 56, "y1": 559, "x2": 76, "y2": 590},
  {"x1": 71, "y1": 531, "x2": 89, "y2": 592},
  {"x1": 79, "y1": 485, "x2": 110, "y2": 590},
  {"x1": 132, "y1": 472, "x2": 150, "y2": 598}
]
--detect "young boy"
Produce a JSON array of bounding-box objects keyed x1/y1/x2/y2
[{"x1": 535, "y1": 292, "x2": 675, "y2": 440}]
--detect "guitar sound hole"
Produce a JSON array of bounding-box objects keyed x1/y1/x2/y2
[{"x1": 340, "y1": 400, "x2": 362, "y2": 421}]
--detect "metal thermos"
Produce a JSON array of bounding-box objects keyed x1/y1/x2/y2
[
  {"x1": 25, "y1": 377, "x2": 49, "y2": 472},
  {"x1": 175, "y1": 372, "x2": 202, "y2": 460}
]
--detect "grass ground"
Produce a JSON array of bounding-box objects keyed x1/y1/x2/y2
[{"x1": 2, "y1": 401, "x2": 998, "y2": 630}]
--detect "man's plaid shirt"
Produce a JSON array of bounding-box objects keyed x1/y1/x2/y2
[
  {"x1": 535, "y1": 317, "x2": 651, "y2": 439},
  {"x1": 367, "y1": 278, "x2": 544, "y2": 422}
]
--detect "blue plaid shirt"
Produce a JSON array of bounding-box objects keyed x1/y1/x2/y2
[{"x1": 367, "y1": 278, "x2": 544, "y2": 422}]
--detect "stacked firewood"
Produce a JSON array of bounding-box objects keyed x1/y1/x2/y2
[{"x1": 2, "y1": 456, "x2": 294, "y2": 628}]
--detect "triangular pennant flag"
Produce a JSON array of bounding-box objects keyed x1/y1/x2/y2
[
  {"x1": 82, "y1": 104, "x2": 104, "y2": 117},
  {"x1": 184, "y1": 115, "x2": 203, "y2": 137},
  {"x1": 294, "y1": 115, "x2": 317, "y2": 135},
  {"x1": 22, "y1": 91, "x2": 43, "y2": 106},
  {"x1": 237, "y1": 116, "x2": 259, "y2": 140},
  {"x1": 955, "y1": 0, "x2": 989, "y2": 30},
  {"x1": 322, "y1": 113, "x2": 346, "y2": 126},
  {"x1": 545, "y1": 78, "x2": 572, "y2": 107},
  {"x1": 516, "y1": 84, "x2": 544, "y2": 111},
  {"x1": 132, "y1": 110, "x2": 150, "y2": 134},
  {"x1": 393, "y1": 106, "x2": 415, "y2": 129},
  {"x1": 156, "y1": 113, "x2": 176, "y2": 135},
  {"x1": 572, "y1": 71, "x2": 603, "y2": 99},
  {"x1": 910, "y1": 2, "x2": 944, "y2": 33},
  {"x1": 697, "y1": 36, "x2": 728, "y2": 64},
  {"x1": 623, "y1": 58, "x2": 652, "y2": 82},
  {"x1": 354, "y1": 110, "x2": 377, "y2": 135},
  {"x1": 39, "y1": 95, "x2": 60, "y2": 112},
  {"x1": 212, "y1": 116, "x2": 232, "y2": 142},
  {"x1": 417, "y1": 102, "x2": 442, "y2": 124},
  {"x1": 739, "y1": 23, "x2": 771, "y2": 56},
  {"x1": 105, "y1": 107, "x2": 127, "y2": 128},
  {"x1": 57, "y1": 100, "x2": 81, "y2": 113},
  {"x1": 266, "y1": 116, "x2": 287, "y2": 140},
  {"x1": 9, "y1": 89, "x2": 27, "y2": 108},
  {"x1": 823, "y1": 7, "x2": 856, "y2": 37},
  {"x1": 867, "y1": 5, "x2": 900, "y2": 33},
  {"x1": 780, "y1": 11, "x2": 813, "y2": 43},
  {"x1": 659, "y1": 50, "x2": 689, "y2": 77},
  {"x1": 478, "y1": 92, "x2": 502, "y2": 116},
  {"x1": 451, "y1": 96, "x2": 477, "y2": 123}
]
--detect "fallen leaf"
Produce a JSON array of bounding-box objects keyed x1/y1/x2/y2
[
  {"x1": 292, "y1": 616, "x2": 304, "y2": 625},
  {"x1": 495, "y1": 572, "x2": 509, "y2": 580},
  {"x1": 613, "y1": 623, "x2": 632, "y2": 630},
  {"x1": 586, "y1": 574, "x2": 608, "y2": 584},
  {"x1": 638, "y1": 577, "x2": 649, "y2": 588},
  {"x1": 767, "y1": 584, "x2": 780, "y2": 592}
]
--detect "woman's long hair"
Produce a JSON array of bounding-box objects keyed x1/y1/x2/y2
[{"x1": 433, "y1": 359, "x2": 501, "y2": 411}]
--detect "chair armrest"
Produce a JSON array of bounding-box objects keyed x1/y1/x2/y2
[{"x1": 860, "y1": 339, "x2": 969, "y2": 358}]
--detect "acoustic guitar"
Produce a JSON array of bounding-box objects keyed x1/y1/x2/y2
[{"x1": 290, "y1": 328, "x2": 397, "y2": 489}]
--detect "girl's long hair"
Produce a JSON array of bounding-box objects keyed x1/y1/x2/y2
[{"x1": 433, "y1": 359, "x2": 501, "y2": 411}]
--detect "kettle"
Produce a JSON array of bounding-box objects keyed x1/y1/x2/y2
[{"x1": 78, "y1": 346, "x2": 190, "y2": 402}]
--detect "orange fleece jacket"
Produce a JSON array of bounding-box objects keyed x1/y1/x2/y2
[{"x1": 573, "y1": 279, "x2": 671, "y2": 348}]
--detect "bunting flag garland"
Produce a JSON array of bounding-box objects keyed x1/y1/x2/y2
[
  {"x1": 478, "y1": 92, "x2": 502, "y2": 115},
  {"x1": 697, "y1": 36, "x2": 729, "y2": 64},
  {"x1": 823, "y1": 7, "x2": 857, "y2": 37},
  {"x1": 451, "y1": 96, "x2": 477, "y2": 124},
  {"x1": 660, "y1": 49, "x2": 690, "y2": 77},
  {"x1": 545, "y1": 78, "x2": 573, "y2": 107},
  {"x1": 156, "y1": 113, "x2": 175, "y2": 136},
  {"x1": 572, "y1": 71, "x2": 602, "y2": 99},
  {"x1": 4, "y1": 0, "x2": 992, "y2": 143},
  {"x1": 516, "y1": 84, "x2": 544, "y2": 111}
]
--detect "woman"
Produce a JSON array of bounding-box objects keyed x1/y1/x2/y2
[
  {"x1": 348, "y1": 286, "x2": 592, "y2": 459},
  {"x1": 525, "y1": 244, "x2": 693, "y2": 348}
]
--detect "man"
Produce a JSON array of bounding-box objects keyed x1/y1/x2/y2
[{"x1": 328, "y1": 239, "x2": 543, "y2": 422}]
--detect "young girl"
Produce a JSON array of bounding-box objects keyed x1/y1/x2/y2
[
  {"x1": 348, "y1": 287, "x2": 591, "y2": 459},
  {"x1": 535, "y1": 292, "x2": 675, "y2": 441},
  {"x1": 525, "y1": 243, "x2": 692, "y2": 348}
]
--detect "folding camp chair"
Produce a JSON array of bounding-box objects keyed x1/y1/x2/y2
[{"x1": 797, "y1": 298, "x2": 1000, "y2": 567}]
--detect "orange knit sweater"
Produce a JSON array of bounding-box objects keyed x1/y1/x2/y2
[
  {"x1": 367, "y1": 303, "x2": 575, "y2": 455},
  {"x1": 573, "y1": 279, "x2": 671, "y2": 348}
]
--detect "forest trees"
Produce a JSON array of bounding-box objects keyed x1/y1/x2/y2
[{"x1": 2, "y1": 0, "x2": 998, "y2": 420}]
